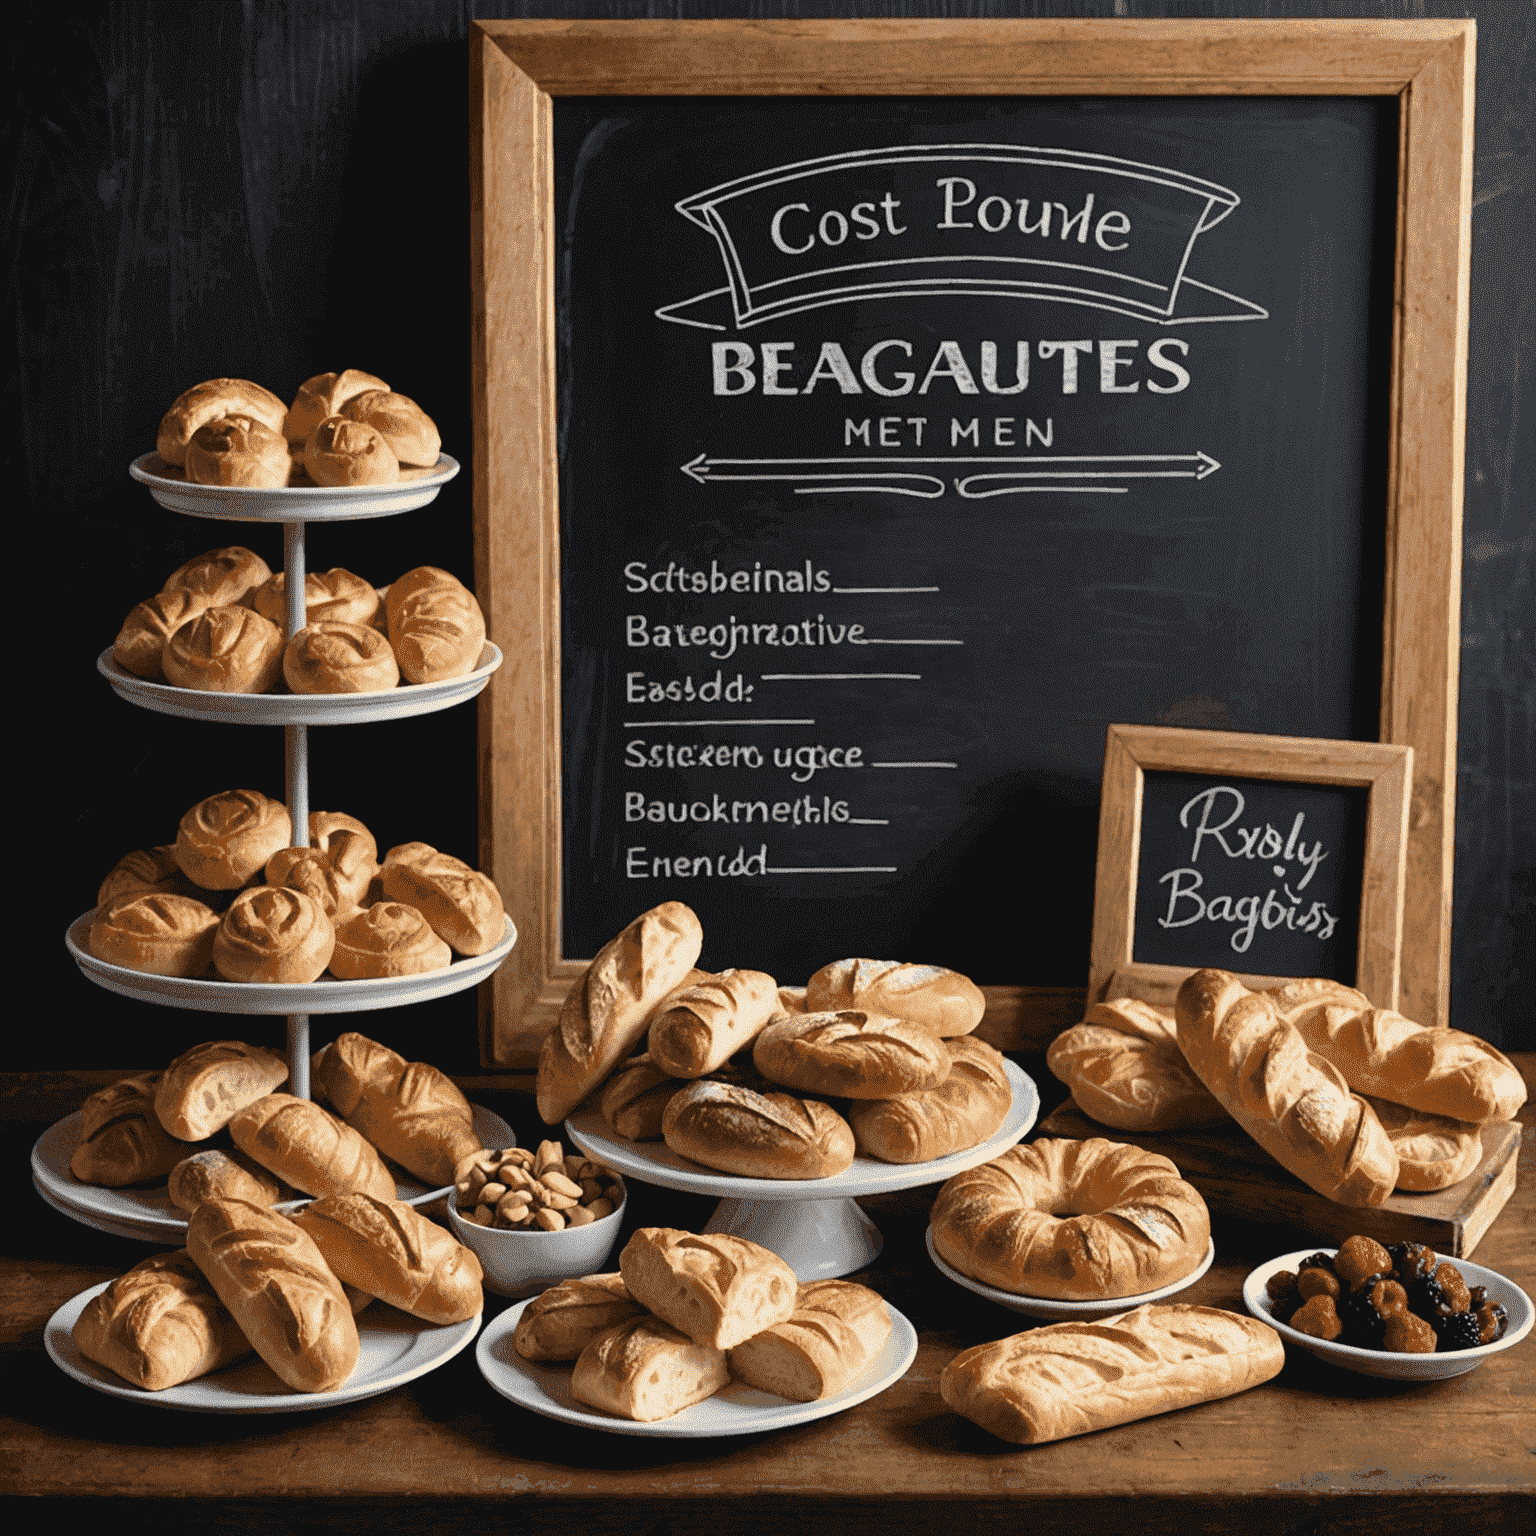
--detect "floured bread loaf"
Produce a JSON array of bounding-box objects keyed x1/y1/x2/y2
[
  {"x1": 848, "y1": 1035, "x2": 1013, "y2": 1163},
  {"x1": 661, "y1": 1080, "x2": 854, "y2": 1179},
  {"x1": 647, "y1": 968, "x2": 779, "y2": 1078},
  {"x1": 805, "y1": 958, "x2": 985, "y2": 1038},
  {"x1": 753, "y1": 1009, "x2": 952, "y2": 1098}
]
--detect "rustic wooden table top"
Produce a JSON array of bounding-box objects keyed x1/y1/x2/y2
[{"x1": 2, "y1": 1058, "x2": 1530, "y2": 1534}]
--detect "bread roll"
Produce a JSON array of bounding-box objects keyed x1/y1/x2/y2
[
  {"x1": 184, "y1": 413, "x2": 291, "y2": 487},
  {"x1": 848, "y1": 1035, "x2": 1013, "y2": 1163},
  {"x1": 345, "y1": 1058, "x2": 481, "y2": 1188},
  {"x1": 89, "y1": 892, "x2": 220, "y2": 977},
  {"x1": 727, "y1": 1280, "x2": 892, "y2": 1402},
  {"x1": 265, "y1": 847, "x2": 363, "y2": 925},
  {"x1": 174, "y1": 788, "x2": 292, "y2": 890},
  {"x1": 307, "y1": 811, "x2": 378, "y2": 908},
  {"x1": 157, "y1": 379, "x2": 287, "y2": 467},
  {"x1": 1365, "y1": 1094, "x2": 1485, "y2": 1192},
  {"x1": 753, "y1": 1010, "x2": 953, "y2": 1099},
  {"x1": 1175, "y1": 969, "x2": 1399, "y2": 1207},
  {"x1": 73, "y1": 1250, "x2": 252, "y2": 1390},
  {"x1": 160, "y1": 545, "x2": 272, "y2": 609},
  {"x1": 341, "y1": 389, "x2": 441, "y2": 467},
  {"x1": 97, "y1": 845, "x2": 196, "y2": 907},
  {"x1": 186, "y1": 1195, "x2": 360, "y2": 1393},
  {"x1": 70, "y1": 1072, "x2": 189, "y2": 1187},
  {"x1": 536, "y1": 902, "x2": 704, "y2": 1124},
  {"x1": 513, "y1": 1273, "x2": 645, "y2": 1362},
  {"x1": 805, "y1": 958, "x2": 985, "y2": 1038},
  {"x1": 228, "y1": 1093, "x2": 396, "y2": 1200},
  {"x1": 387, "y1": 570, "x2": 486, "y2": 684},
  {"x1": 283, "y1": 621, "x2": 400, "y2": 694},
  {"x1": 1047, "y1": 998, "x2": 1229, "y2": 1133},
  {"x1": 154, "y1": 1040, "x2": 290, "y2": 1140},
  {"x1": 940, "y1": 1304, "x2": 1285, "y2": 1445},
  {"x1": 253, "y1": 567, "x2": 381, "y2": 630},
  {"x1": 168, "y1": 1148, "x2": 286, "y2": 1214},
  {"x1": 212, "y1": 886, "x2": 335, "y2": 983},
  {"x1": 290, "y1": 1193, "x2": 483, "y2": 1323},
  {"x1": 600, "y1": 1055, "x2": 685, "y2": 1141},
  {"x1": 330, "y1": 902, "x2": 451, "y2": 979},
  {"x1": 661, "y1": 1080, "x2": 855, "y2": 1180},
  {"x1": 112, "y1": 587, "x2": 207, "y2": 681},
  {"x1": 305, "y1": 416, "x2": 398, "y2": 486},
  {"x1": 311, "y1": 1031, "x2": 406, "y2": 1118},
  {"x1": 618, "y1": 1228, "x2": 797, "y2": 1350},
  {"x1": 283, "y1": 369, "x2": 389, "y2": 444},
  {"x1": 374, "y1": 846, "x2": 503, "y2": 957},
  {"x1": 384, "y1": 565, "x2": 462, "y2": 628},
  {"x1": 930, "y1": 1138, "x2": 1211, "y2": 1300},
  {"x1": 570, "y1": 1316, "x2": 729, "y2": 1422},
  {"x1": 162, "y1": 604, "x2": 284, "y2": 693},
  {"x1": 647, "y1": 969, "x2": 780, "y2": 1078}
]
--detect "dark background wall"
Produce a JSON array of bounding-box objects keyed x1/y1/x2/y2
[{"x1": 9, "y1": 0, "x2": 1531, "y2": 1072}]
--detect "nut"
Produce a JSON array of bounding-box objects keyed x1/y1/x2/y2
[
  {"x1": 533, "y1": 1207, "x2": 565, "y2": 1232},
  {"x1": 540, "y1": 1170, "x2": 583, "y2": 1200}
]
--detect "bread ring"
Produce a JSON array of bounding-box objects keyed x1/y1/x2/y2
[{"x1": 930, "y1": 1137, "x2": 1211, "y2": 1300}]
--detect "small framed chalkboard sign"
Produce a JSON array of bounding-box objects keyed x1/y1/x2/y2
[
  {"x1": 1088, "y1": 723, "x2": 1412, "y2": 1012},
  {"x1": 471, "y1": 19, "x2": 1472, "y2": 1066}
]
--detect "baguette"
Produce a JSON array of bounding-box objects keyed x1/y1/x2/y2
[
  {"x1": 312, "y1": 1032, "x2": 407, "y2": 1117},
  {"x1": 848, "y1": 1035, "x2": 1013, "y2": 1163},
  {"x1": 227, "y1": 1093, "x2": 397, "y2": 1200},
  {"x1": 647, "y1": 968, "x2": 779, "y2": 1078},
  {"x1": 570, "y1": 1316, "x2": 729, "y2": 1422},
  {"x1": 1365, "y1": 1095, "x2": 1485, "y2": 1192},
  {"x1": 1175, "y1": 969, "x2": 1398, "y2": 1207},
  {"x1": 168, "y1": 1148, "x2": 286, "y2": 1214},
  {"x1": 345, "y1": 1059, "x2": 481, "y2": 1189},
  {"x1": 661, "y1": 1080, "x2": 855, "y2": 1179},
  {"x1": 513, "y1": 1272, "x2": 646, "y2": 1362},
  {"x1": 940, "y1": 1304, "x2": 1284, "y2": 1445},
  {"x1": 753, "y1": 1009, "x2": 953, "y2": 1099},
  {"x1": 154, "y1": 1040, "x2": 290, "y2": 1140},
  {"x1": 726, "y1": 1280, "x2": 892, "y2": 1401}
]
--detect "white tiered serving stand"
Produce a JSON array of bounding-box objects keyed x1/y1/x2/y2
[
  {"x1": 564, "y1": 1060, "x2": 1038, "y2": 1280},
  {"x1": 68, "y1": 453, "x2": 512, "y2": 1111}
]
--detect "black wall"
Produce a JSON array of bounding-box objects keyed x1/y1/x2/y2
[{"x1": 10, "y1": 1, "x2": 1531, "y2": 1069}]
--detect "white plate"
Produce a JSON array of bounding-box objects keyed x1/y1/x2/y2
[
  {"x1": 33, "y1": 1103, "x2": 515, "y2": 1242},
  {"x1": 129, "y1": 452, "x2": 460, "y2": 522},
  {"x1": 66, "y1": 910, "x2": 516, "y2": 1014},
  {"x1": 47, "y1": 1282, "x2": 480, "y2": 1412},
  {"x1": 97, "y1": 642, "x2": 502, "y2": 725},
  {"x1": 475, "y1": 1296, "x2": 918, "y2": 1437},
  {"x1": 564, "y1": 1059, "x2": 1038, "y2": 1201},
  {"x1": 926, "y1": 1227, "x2": 1217, "y2": 1320},
  {"x1": 1243, "y1": 1247, "x2": 1534, "y2": 1381}
]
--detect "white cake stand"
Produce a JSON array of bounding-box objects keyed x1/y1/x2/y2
[{"x1": 565, "y1": 1060, "x2": 1038, "y2": 1280}]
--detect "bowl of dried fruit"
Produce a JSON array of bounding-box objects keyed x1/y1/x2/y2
[
  {"x1": 1243, "y1": 1237, "x2": 1532, "y2": 1381},
  {"x1": 447, "y1": 1137, "x2": 627, "y2": 1298}
]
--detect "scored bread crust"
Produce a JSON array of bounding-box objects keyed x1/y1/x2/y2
[
  {"x1": 345, "y1": 1058, "x2": 481, "y2": 1188},
  {"x1": 753, "y1": 1009, "x2": 953, "y2": 1099},
  {"x1": 89, "y1": 892, "x2": 220, "y2": 978},
  {"x1": 1365, "y1": 1094, "x2": 1485, "y2": 1191},
  {"x1": 253, "y1": 567, "x2": 382, "y2": 630},
  {"x1": 113, "y1": 588, "x2": 209, "y2": 682},
  {"x1": 212, "y1": 886, "x2": 336, "y2": 983},
  {"x1": 726, "y1": 1280, "x2": 892, "y2": 1402},
  {"x1": 387, "y1": 577, "x2": 486, "y2": 683},
  {"x1": 647, "y1": 968, "x2": 780, "y2": 1078},
  {"x1": 570, "y1": 1316, "x2": 729, "y2": 1422},
  {"x1": 154, "y1": 1039, "x2": 290, "y2": 1140},
  {"x1": 513, "y1": 1273, "x2": 646, "y2": 1362},
  {"x1": 157, "y1": 380, "x2": 287, "y2": 467},
  {"x1": 377, "y1": 846, "x2": 504, "y2": 957},
  {"x1": 939, "y1": 1303, "x2": 1285, "y2": 1445},
  {"x1": 805, "y1": 958, "x2": 985, "y2": 1038},
  {"x1": 312, "y1": 1031, "x2": 407, "y2": 1117},
  {"x1": 168, "y1": 1147, "x2": 285, "y2": 1214},
  {"x1": 341, "y1": 390, "x2": 441, "y2": 467},
  {"x1": 163, "y1": 604, "x2": 284, "y2": 693},
  {"x1": 174, "y1": 788, "x2": 292, "y2": 891},
  {"x1": 661, "y1": 1080, "x2": 855, "y2": 1179},
  {"x1": 228, "y1": 1093, "x2": 396, "y2": 1200},
  {"x1": 329, "y1": 902, "x2": 452, "y2": 979},
  {"x1": 283, "y1": 621, "x2": 400, "y2": 694},
  {"x1": 69, "y1": 1071, "x2": 189, "y2": 1188},
  {"x1": 160, "y1": 546, "x2": 273, "y2": 608},
  {"x1": 848, "y1": 1035, "x2": 1013, "y2": 1163},
  {"x1": 184, "y1": 413, "x2": 291, "y2": 488}
]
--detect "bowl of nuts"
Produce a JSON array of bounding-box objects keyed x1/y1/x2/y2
[
  {"x1": 1243, "y1": 1238, "x2": 1532, "y2": 1381},
  {"x1": 447, "y1": 1138, "x2": 627, "y2": 1297}
]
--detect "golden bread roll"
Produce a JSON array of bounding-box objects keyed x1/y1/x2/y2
[
  {"x1": 265, "y1": 847, "x2": 363, "y2": 925},
  {"x1": 157, "y1": 379, "x2": 287, "y2": 467},
  {"x1": 96, "y1": 845, "x2": 197, "y2": 908},
  {"x1": 290, "y1": 1193, "x2": 483, "y2": 1324},
  {"x1": 619, "y1": 1228, "x2": 798, "y2": 1350},
  {"x1": 329, "y1": 902, "x2": 452, "y2": 979},
  {"x1": 1046, "y1": 998, "x2": 1229, "y2": 1133},
  {"x1": 304, "y1": 416, "x2": 398, "y2": 486},
  {"x1": 311, "y1": 1031, "x2": 406, "y2": 1118},
  {"x1": 647, "y1": 969, "x2": 780, "y2": 1078},
  {"x1": 753, "y1": 1009, "x2": 953, "y2": 1098},
  {"x1": 377, "y1": 845, "x2": 504, "y2": 956},
  {"x1": 252, "y1": 567, "x2": 382, "y2": 630},
  {"x1": 805, "y1": 958, "x2": 985, "y2": 1038},
  {"x1": 1365, "y1": 1094, "x2": 1485, "y2": 1191},
  {"x1": 282, "y1": 368, "x2": 389, "y2": 444},
  {"x1": 340, "y1": 389, "x2": 441, "y2": 466},
  {"x1": 600, "y1": 1054, "x2": 685, "y2": 1141},
  {"x1": 72, "y1": 1250, "x2": 253, "y2": 1391},
  {"x1": 1175, "y1": 969, "x2": 1399, "y2": 1206},
  {"x1": 343, "y1": 1054, "x2": 480, "y2": 1188},
  {"x1": 660, "y1": 1080, "x2": 855, "y2": 1180},
  {"x1": 570, "y1": 1316, "x2": 729, "y2": 1423},
  {"x1": 386, "y1": 568, "x2": 486, "y2": 683},
  {"x1": 727, "y1": 1280, "x2": 892, "y2": 1401},
  {"x1": 940, "y1": 1304, "x2": 1285, "y2": 1445},
  {"x1": 89, "y1": 892, "x2": 220, "y2": 977},
  {"x1": 154, "y1": 1040, "x2": 291, "y2": 1139},
  {"x1": 160, "y1": 545, "x2": 273, "y2": 609},
  {"x1": 283, "y1": 621, "x2": 400, "y2": 694},
  {"x1": 1268, "y1": 978, "x2": 1526, "y2": 1126},
  {"x1": 212, "y1": 886, "x2": 335, "y2": 983},
  {"x1": 168, "y1": 1147, "x2": 286, "y2": 1214},
  {"x1": 848, "y1": 1035, "x2": 1013, "y2": 1163},
  {"x1": 513, "y1": 1273, "x2": 645, "y2": 1362},
  {"x1": 228, "y1": 1093, "x2": 396, "y2": 1200},
  {"x1": 174, "y1": 788, "x2": 292, "y2": 890},
  {"x1": 307, "y1": 811, "x2": 378, "y2": 906},
  {"x1": 186, "y1": 1195, "x2": 359, "y2": 1393},
  {"x1": 112, "y1": 587, "x2": 208, "y2": 681},
  {"x1": 162, "y1": 604, "x2": 284, "y2": 693},
  {"x1": 930, "y1": 1138, "x2": 1211, "y2": 1300},
  {"x1": 383, "y1": 566, "x2": 461, "y2": 627},
  {"x1": 184, "y1": 413, "x2": 291, "y2": 487},
  {"x1": 69, "y1": 1072, "x2": 189, "y2": 1187}
]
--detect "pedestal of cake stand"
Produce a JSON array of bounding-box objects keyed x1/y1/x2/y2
[{"x1": 702, "y1": 1194, "x2": 882, "y2": 1279}]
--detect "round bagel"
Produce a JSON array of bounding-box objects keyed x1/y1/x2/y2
[{"x1": 929, "y1": 1137, "x2": 1211, "y2": 1300}]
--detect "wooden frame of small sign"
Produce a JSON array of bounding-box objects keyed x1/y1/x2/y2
[
  {"x1": 471, "y1": 18, "x2": 1473, "y2": 1065},
  {"x1": 1088, "y1": 723, "x2": 1413, "y2": 1011}
]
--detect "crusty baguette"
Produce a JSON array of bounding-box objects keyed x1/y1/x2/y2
[
  {"x1": 69, "y1": 1072, "x2": 189, "y2": 1188},
  {"x1": 600, "y1": 1054, "x2": 685, "y2": 1141},
  {"x1": 848, "y1": 1035, "x2": 1013, "y2": 1163},
  {"x1": 661, "y1": 1080, "x2": 855, "y2": 1179},
  {"x1": 168, "y1": 1148, "x2": 286, "y2": 1214},
  {"x1": 513, "y1": 1272, "x2": 646, "y2": 1362},
  {"x1": 647, "y1": 969, "x2": 780, "y2": 1078},
  {"x1": 227, "y1": 1093, "x2": 396, "y2": 1201},
  {"x1": 753, "y1": 1010, "x2": 953, "y2": 1099},
  {"x1": 570, "y1": 1316, "x2": 729, "y2": 1422},
  {"x1": 186, "y1": 1195, "x2": 359, "y2": 1393},
  {"x1": 312, "y1": 1032, "x2": 407, "y2": 1117},
  {"x1": 940, "y1": 1304, "x2": 1284, "y2": 1445},
  {"x1": 1365, "y1": 1094, "x2": 1485, "y2": 1192},
  {"x1": 536, "y1": 903, "x2": 704, "y2": 1124},
  {"x1": 154, "y1": 1040, "x2": 290, "y2": 1140},
  {"x1": 726, "y1": 1280, "x2": 892, "y2": 1401},
  {"x1": 1174, "y1": 969, "x2": 1399, "y2": 1207},
  {"x1": 805, "y1": 958, "x2": 985, "y2": 1037}
]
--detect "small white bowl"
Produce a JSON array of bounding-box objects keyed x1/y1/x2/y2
[
  {"x1": 1243, "y1": 1247, "x2": 1534, "y2": 1381},
  {"x1": 447, "y1": 1185, "x2": 626, "y2": 1299}
]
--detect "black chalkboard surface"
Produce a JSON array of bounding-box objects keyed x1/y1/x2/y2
[{"x1": 554, "y1": 94, "x2": 1397, "y2": 986}]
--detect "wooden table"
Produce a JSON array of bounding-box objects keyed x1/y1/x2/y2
[{"x1": 3, "y1": 1060, "x2": 1531, "y2": 1534}]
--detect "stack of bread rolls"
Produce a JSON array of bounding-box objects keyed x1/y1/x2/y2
[
  {"x1": 89, "y1": 792, "x2": 505, "y2": 983},
  {"x1": 112, "y1": 546, "x2": 486, "y2": 692},
  {"x1": 512, "y1": 1228, "x2": 892, "y2": 1421},
  {"x1": 536, "y1": 902, "x2": 1012, "y2": 1176}
]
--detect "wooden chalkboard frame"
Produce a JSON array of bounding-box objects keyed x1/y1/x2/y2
[
  {"x1": 1088, "y1": 723, "x2": 1413, "y2": 1011},
  {"x1": 471, "y1": 18, "x2": 1473, "y2": 1066}
]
